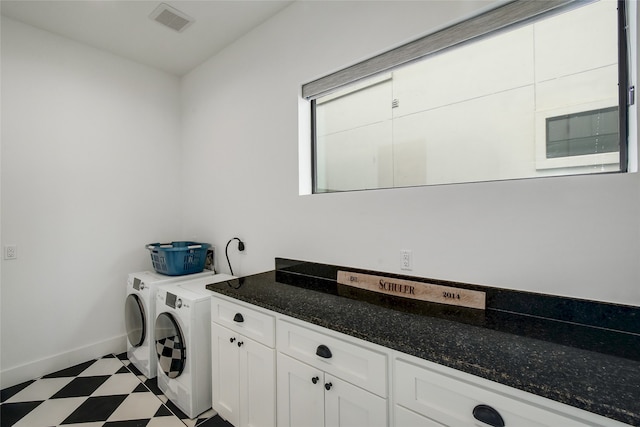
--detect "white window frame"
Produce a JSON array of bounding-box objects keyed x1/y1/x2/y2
[{"x1": 298, "y1": 0, "x2": 637, "y2": 195}]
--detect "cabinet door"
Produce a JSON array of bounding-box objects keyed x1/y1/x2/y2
[
  {"x1": 239, "y1": 338, "x2": 275, "y2": 427},
  {"x1": 212, "y1": 323, "x2": 240, "y2": 426},
  {"x1": 277, "y1": 353, "x2": 324, "y2": 427},
  {"x1": 324, "y1": 374, "x2": 387, "y2": 427}
]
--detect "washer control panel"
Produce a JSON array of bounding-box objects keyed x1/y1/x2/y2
[
  {"x1": 166, "y1": 292, "x2": 179, "y2": 308},
  {"x1": 131, "y1": 277, "x2": 147, "y2": 291}
]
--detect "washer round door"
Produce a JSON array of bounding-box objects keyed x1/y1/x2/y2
[
  {"x1": 125, "y1": 294, "x2": 145, "y2": 347},
  {"x1": 154, "y1": 313, "x2": 186, "y2": 378}
]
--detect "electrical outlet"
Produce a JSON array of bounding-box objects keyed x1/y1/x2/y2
[
  {"x1": 4, "y1": 245, "x2": 17, "y2": 260},
  {"x1": 400, "y1": 249, "x2": 412, "y2": 270}
]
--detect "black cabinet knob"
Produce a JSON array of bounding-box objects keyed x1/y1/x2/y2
[
  {"x1": 316, "y1": 344, "x2": 332, "y2": 359},
  {"x1": 229, "y1": 337, "x2": 236, "y2": 343},
  {"x1": 324, "y1": 382, "x2": 333, "y2": 391},
  {"x1": 473, "y1": 405, "x2": 505, "y2": 427},
  {"x1": 311, "y1": 376, "x2": 319, "y2": 384},
  {"x1": 233, "y1": 313, "x2": 244, "y2": 323},
  {"x1": 237, "y1": 341, "x2": 244, "y2": 347}
]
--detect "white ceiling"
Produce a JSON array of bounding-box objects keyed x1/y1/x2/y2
[{"x1": 0, "y1": 0, "x2": 294, "y2": 76}]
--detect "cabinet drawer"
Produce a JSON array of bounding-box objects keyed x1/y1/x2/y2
[
  {"x1": 395, "y1": 358, "x2": 619, "y2": 427},
  {"x1": 211, "y1": 296, "x2": 275, "y2": 347},
  {"x1": 394, "y1": 405, "x2": 445, "y2": 427},
  {"x1": 277, "y1": 319, "x2": 387, "y2": 397}
]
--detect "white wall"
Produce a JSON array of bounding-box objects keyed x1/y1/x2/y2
[
  {"x1": 1, "y1": 0, "x2": 638, "y2": 390},
  {"x1": 0, "y1": 17, "x2": 182, "y2": 387},
  {"x1": 181, "y1": 0, "x2": 640, "y2": 306}
]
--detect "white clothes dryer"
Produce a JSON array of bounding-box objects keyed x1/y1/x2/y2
[
  {"x1": 125, "y1": 270, "x2": 216, "y2": 379},
  {"x1": 154, "y1": 274, "x2": 235, "y2": 419}
]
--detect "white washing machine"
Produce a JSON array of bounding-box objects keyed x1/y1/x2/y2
[
  {"x1": 125, "y1": 270, "x2": 216, "y2": 379},
  {"x1": 155, "y1": 274, "x2": 235, "y2": 418}
]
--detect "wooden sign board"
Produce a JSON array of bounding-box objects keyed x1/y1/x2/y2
[{"x1": 337, "y1": 271, "x2": 486, "y2": 310}]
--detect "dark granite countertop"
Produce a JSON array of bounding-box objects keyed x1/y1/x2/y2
[{"x1": 206, "y1": 268, "x2": 640, "y2": 426}]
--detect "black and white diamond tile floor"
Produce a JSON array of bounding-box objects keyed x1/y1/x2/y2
[{"x1": 1, "y1": 353, "x2": 233, "y2": 427}]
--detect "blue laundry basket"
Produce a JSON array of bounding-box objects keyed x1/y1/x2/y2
[{"x1": 146, "y1": 241, "x2": 211, "y2": 276}]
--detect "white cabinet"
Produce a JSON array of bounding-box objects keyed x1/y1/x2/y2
[
  {"x1": 394, "y1": 405, "x2": 445, "y2": 427},
  {"x1": 210, "y1": 295, "x2": 630, "y2": 427},
  {"x1": 276, "y1": 319, "x2": 388, "y2": 427},
  {"x1": 277, "y1": 352, "x2": 324, "y2": 427},
  {"x1": 393, "y1": 355, "x2": 629, "y2": 427},
  {"x1": 211, "y1": 297, "x2": 275, "y2": 427}
]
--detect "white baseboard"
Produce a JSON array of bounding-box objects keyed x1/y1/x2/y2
[{"x1": 0, "y1": 334, "x2": 127, "y2": 389}]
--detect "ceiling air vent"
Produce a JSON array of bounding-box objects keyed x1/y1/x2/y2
[{"x1": 149, "y1": 3, "x2": 194, "y2": 33}]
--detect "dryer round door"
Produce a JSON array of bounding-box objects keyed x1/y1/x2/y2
[
  {"x1": 154, "y1": 312, "x2": 186, "y2": 379},
  {"x1": 125, "y1": 294, "x2": 145, "y2": 347}
]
